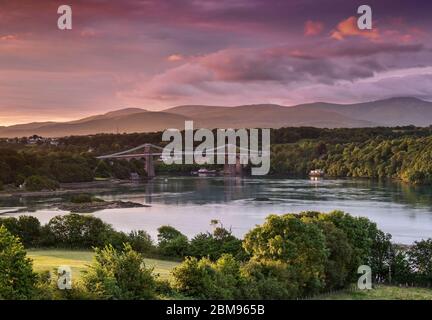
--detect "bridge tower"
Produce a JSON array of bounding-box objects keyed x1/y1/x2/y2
[
  {"x1": 144, "y1": 144, "x2": 155, "y2": 178},
  {"x1": 224, "y1": 155, "x2": 243, "y2": 176}
]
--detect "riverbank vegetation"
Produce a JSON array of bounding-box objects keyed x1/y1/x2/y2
[
  {"x1": 1, "y1": 126, "x2": 432, "y2": 190},
  {"x1": 1, "y1": 211, "x2": 432, "y2": 300}
]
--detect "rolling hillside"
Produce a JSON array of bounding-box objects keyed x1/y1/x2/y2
[{"x1": 0, "y1": 97, "x2": 431, "y2": 137}]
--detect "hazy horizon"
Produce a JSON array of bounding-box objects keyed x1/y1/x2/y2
[{"x1": 3, "y1": 96, "x2": 431, "y2": 127}]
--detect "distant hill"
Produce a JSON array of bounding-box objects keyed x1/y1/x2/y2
[
  {"x1": 1, "y1": 97, "x2": 431, "y2": 137},
  {"x1": 296, "y1": 97, "x2": 432, "y2": 127}
]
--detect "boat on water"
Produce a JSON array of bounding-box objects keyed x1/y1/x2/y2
[
  {"x1": 309, "y1": 169, "x2": 324, "y2": 177},
  {"x1": 191, "y1": 168, "x2": 219, "y2": 176}
]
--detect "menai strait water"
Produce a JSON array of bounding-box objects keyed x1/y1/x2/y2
[{"x1": 2, "y1": 177, "x2": 432, "y2": 244}]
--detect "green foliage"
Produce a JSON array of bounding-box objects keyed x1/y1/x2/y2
[
  {"x1": 0, "y1": 226, "x2": 37, "y2": 299},
  {"x1": 172, "y1": 254, "x2": 244, "y2": 299},
  {"x1": 42, "y1": 214, "x2": 116, "y2": 248},
  {"x1": 299, "y1": 213, "x2": 354, "y2": 290},
  {"x1": 34, "y1": 271, "x2": 98, "y2": 300},
  {"x1": 389, "y1": 249, "x2": 413, "y2": 285},
  {"x1": 111, "y1": 159, "x2": 146, "y2": 180},
  {"x1": 369, "y1": 230, "x2": 394, "y2": 281},
  {"x1": 0, "y1": 216, "x2": 41, "y2": 247},
  {"x1": 83, "y1": 244, "x2": 156, "y2": 299},
  {"x1": 240, "y1": 259, "x2": 300, "y2": 299},
  {"x1": 189, "y1": 227, "x2": 245, "y2": 261},
  {"x1": 320, "y1": 210, "x2": 380, "y2": 277},
  {"x1": 24, "y1": 175, "x2": 59, "y2": 191},
  {"x1": 128, "y1": 230, "x2": 154, "y2": 254},
  {"x1": 243, "y1": 214, "x2": 329, "y2": 295},
  {"x1": 408, "y1": 239, "x2": 432, "y2": 286},
  {"x1": 157, "y1": 226, "x2": 189, "y2": 257}
]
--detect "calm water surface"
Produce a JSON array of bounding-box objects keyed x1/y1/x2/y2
[{"x1": 2, "y1": 177, "x2": 432, "y2": 244}]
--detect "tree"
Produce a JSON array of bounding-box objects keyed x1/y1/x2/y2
[
  {"x1": 44, "y1": 214, "x2": 114, "y2": 248},
  {"x1": 300, "y1": 214, "x2": 354, "y2": 290},
  {"x1": 240, "y1": 259, "x2": 300, "y2": 299},
  {"x1": 243, "y1": 214, "x2": 328, "y2": 295},
  {"x1": 83, "y1": 244, "x2": 156, "y2": 299},
  {"x1": 0, "y1": 216, "x2": 42, "y2": 248},
  {"x1": 0, "y1": 226, "x2": 37, "y2": 299},
  {"x1": 189, "y1": 227, "x2": 245, "y2": 261},
  {"x1": 320, "y1": 211, "x2": 376, "y2": 274},
  {"x1": 127, "y1": 230, "x2": 154, "y2": 253},
  {"x1": 24, "y1": 175, "x2": 59, "y2": 191},
  {"x1": 172, "y1": 254, "x2": 244, "y2": 299},
  {"x1": 157, "y1": 226, "x2": 189, "y2": 257},
  {"x1": 408, "y1": 239, "x2": 432, "y2": 286}
]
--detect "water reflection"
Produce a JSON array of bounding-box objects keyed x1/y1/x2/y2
[{"x1": 1, "y1": 177, "x2": 432, "y2": 244}]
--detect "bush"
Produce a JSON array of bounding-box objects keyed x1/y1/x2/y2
[
  {"x1": 15, "y1": 216, "x2": 42, "y2": 247},
  {"x1": 172, "y1": 254, "x2": 243, "y2": 299},
  {"x1": 0, "y1": 216, "x2": 42, "y2": 248},
  {"x1": 43, "y1": 214, "x2": 114, "y2": 248},
  {"x1": 24, "y1": 175, "x2": 59, "y2": 191},
  {"x1": 240, "y1": 259, "x2": 300, "y2": 299},
  {"x1": 127, "y1": 230, "x2": 154, "y2": 254},
  {"x1": 243, "y1": 214, "x2": 329, "y2": 296},
  {"x1": 0, "y1": 226, "x2": 37, "y2": 299},
  {"x1": 299, "y1": 213, "x2": 354, "y2": 290},
  {"x1": 320, "y1": 210, "x2": 381, "y2": 279},
  {"x1": 408, "y1": 239, "x2": 432, "y2": 286},
  {"x1": 389, "y1": 248, "x2": 413, "y2": 285},
  {"x1": 83, "y1": 244, "x2": 156, "y2": 299},
  {"x1": 172, "y1": 254, "x2": 302, "y2": 300},
  {"x1": 189, "y1": 227, "x2": 245, "y2": 261},
  {"x1": 34, "y1": 270, "x2": 98, "y2": 300},
  {"x1": 157, "y1": 226, "x2": 189, "y2": 257}
]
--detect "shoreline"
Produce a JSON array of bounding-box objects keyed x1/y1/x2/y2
[
  {"x1": 0, "y1": 179, "x2": 137, "y2": 198},
  {"x1": 0, "y1": 175, "x2": 412, "y2": 199}
]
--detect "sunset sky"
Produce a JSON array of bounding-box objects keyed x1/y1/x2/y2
[{"x1": 1, "y1": 0, "x2": 432, "y2": 125}]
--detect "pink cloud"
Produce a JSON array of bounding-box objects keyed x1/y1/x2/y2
[
  {"x1": 80, "y1": 28, "x2": 99, "y2": 38},
  {"x1": 0, "y1": 34, "x2": 18, "y2": 41},
  {"x1": 167, "y1": 54, "x2": 184, "y2": 62},
  {"x1": 331, "y1": 16, "x2": 379, "y2": 41},
  {"x1": 304, "y1": 20, "x2": 324, "y2": 36}
]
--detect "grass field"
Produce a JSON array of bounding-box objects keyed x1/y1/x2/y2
[
  {"x1": 27, "y1": 249, "x2": 180, "y2": 280},
  {"x1": 315, "y1": 286, "x2": 432, "y2": 300},
  {"x1": 27, "y1": 249, "x2": 432, "y2": 300}
]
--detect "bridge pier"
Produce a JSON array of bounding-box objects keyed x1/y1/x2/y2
[
  {"x1": 144, "y1": 145, "x2": 155, "y2": 178},
  {"x1": 224, "y1": 156, "x2": 243, "y2": 176}
]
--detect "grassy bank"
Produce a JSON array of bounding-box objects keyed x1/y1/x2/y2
[
  {"x1": 314, "y1": 286, "x2": 432, "y2": 300},
  {"x1": 27, "y1": 249, "x2": 432, "y2": 300},
  {"x1": 28, "y1": 249, "x2": 180, "y2": 280}
]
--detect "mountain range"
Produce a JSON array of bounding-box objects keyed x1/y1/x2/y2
[{"x1": 1, "y1": 97, "x2": 432, "y2": 137}]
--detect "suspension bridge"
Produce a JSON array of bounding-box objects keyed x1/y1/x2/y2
[{"x1": 96, "y1": 143, "x2": 264, "y2": 178}]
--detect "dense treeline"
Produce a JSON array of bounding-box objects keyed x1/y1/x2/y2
[
  {"x1": 2, "y1": 125, "x2": 432, "y2": 188},
  {"x1": 0, "y1": 214, "x2": 244, "y2": 261},
  {"x1": 54, "y1": 126, "x2": 432, "y2": 151},
  {"x1": 1, "y1": 211, "x2": 432, "y2": 300},
  {"x1": 271, "y1": 136, "x2": 432, "y2": 184},
  {"x1": 0, "y1": 148, "x2": 146, "y2": 190}
]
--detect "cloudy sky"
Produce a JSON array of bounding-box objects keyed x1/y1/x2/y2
[{"x1": 1, "y1": 0, "x2": 432, "y2": 125}]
